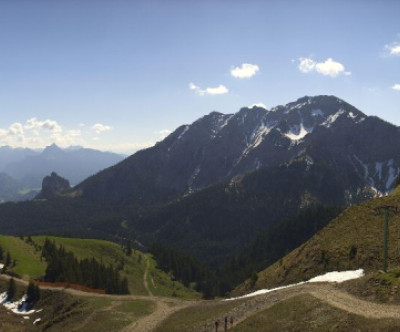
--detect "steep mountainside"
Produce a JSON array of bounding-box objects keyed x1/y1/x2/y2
[
  {"x1": 76, "y1": 95, "x2": 400, "y2": 207},
  {"x1": 0, "y1": 95, "x2": 399, "y2": 275},
  {"x1": 36, "y1": 172, "x2": 71, "y2": 199},
  {"x1": 234, "y1": 185, "x2": 400, "y2": 295}
]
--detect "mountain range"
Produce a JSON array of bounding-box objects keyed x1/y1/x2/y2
[
  {"x1": 1, "y1": 95, "x2": 399, "y2": 272},
  {"x1": 0, "y1": 145, "x2": 125, "y2": 202},
  {"x1": 75, "y1": 95, "x2": 400, "y2": 208}
]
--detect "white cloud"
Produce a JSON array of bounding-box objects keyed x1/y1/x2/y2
[
  {"x1": 298, "y1": 58, "x2": 316, "y2": 73},
  {"x1": 298, "y1": 57, "x2": 349, "y2": 77},
  {"x1": 189, "y1": 83, "x2": 228, "y2": 96},
  {"x1": 1, "y1": 118, "x2": 86, "y2": 149},
  {"x1": 25, "y1": 118, "x2": 62, "y2": 133},
  {"x1": 315, "y1": 58, "x2": 346, "y2": 77},
  {"x1": 0, "y1": 122, "x2": 25, "y2": 144},
  {"x1": 91, "y1": 123, "x2": 113, "y2": 134},
  {"x1": 392, "y1": 84, "x2": 400, "y2": 91},
  {"x1": 249, "y1": 103, "x2": 267, "y2": 109},
  {"x1": 231, "y1": 63, "x2": 260, "y2": 79},
  {"x1": 386, "y1": 43, "x2": 400, "y2": 56},
  {"x1": 156, "y1": 129, "x2": 172, "y2": 140}
]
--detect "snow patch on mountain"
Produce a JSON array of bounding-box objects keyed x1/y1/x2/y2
[
  {"x1": 0, "y1": 292, "x2": 37, "y2": 315},
  {"x1": 375, "y1": 162, "x2": 383, "y2": 180},
  {"x1": 321, "y1": 109, "x2": 346, "y2": 127},
  {"x1": 284, "y1": 123, "x2": 313, "y2": 141},
  {"x1": 311, "y1": 109, "x2": 324, "y2": 117},
  {"x1": 225, "y1": 269, "x2": 364, "y2": 301},
  {"x1": 386, "y1": 159, "x2": 398, "y2": 191},
  {"x1": 177, "y1": 125, "x2": 190, "y2": 140},
  {"x1": 249, "y1": 103, "x2": 267, "y2": 110}
]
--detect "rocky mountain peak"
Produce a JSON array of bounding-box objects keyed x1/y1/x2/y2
[{"x1": 36, "y1": 172, "x2": 71, "y2": 199}]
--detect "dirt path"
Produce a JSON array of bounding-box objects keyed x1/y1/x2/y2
[
  {"x1": 188, "y1": 283, "x2": 400, "y2": 332},
  {"x1": 120, "y1": 298, "x2": 194, "y2": 332},
  {"x1": 5, "y1": 273, "x2": 400, "y2": 331},
  {"x1": 143, "y1": 254, "x2": 153, "y2": 297},
  {"x1": 72, "y1": 300, "x2": 122, "y2": 331}
]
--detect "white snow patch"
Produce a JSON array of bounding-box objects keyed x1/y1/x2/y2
[
  {"x1": 225, "y1": 269, "x2": 364, "y2": 301},
  {"x1": 375, "y1": 162, "x2": 383, "y2": 180},
  {"x1": 33, "y1": 318, "x2": 42, "y2": 325},
  {"x1": 177, "y1": 125, "x2": 190, "y2": 140},
  {"x1": 321, "y1": 109, "x2": 345, "y2": 128},
  {"x1": 353, "y1": 155, "x2": 369, "y2": 179},
  {"x1": 0, "y1": 292, "x2": 36, "y2": 315},
  {"x1": 311, "y1": 109, "x2": 324, "y2": 117},
  {"x1": 234, "y1": 120, "x2": 277, "y2": 167},
  {"x1": 0, "y1": 263, "x2": 4, "y2": 269},
  {"x1": 348, "y1": 111, "x2": 357, "y2": 119},
  {"x1": 249, "y1": 103, "x2": 267, "y2": 110},
  {"x1": 386, "y1": 159, "x2": 398, "y2": 190},
  {"x1": 308, "y1": 269, "x2": 364, "y2": 283},
  {"x1": 23, "y1": 316, "x2": 30, "y2": 320},
  {"x1": 284, "y1": 123, "x2": 313, "y2": 141},
  {"x1": 218, "y1": 115, "x2": 234, "y2": 130}
]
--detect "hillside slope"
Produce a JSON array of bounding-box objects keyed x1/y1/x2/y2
[
  {"x1": 0, "y1": 235, "x2": 200, "y2": 299},
  {"x1": 235, "y1": 186, "x2": 400, "y2": 294}
]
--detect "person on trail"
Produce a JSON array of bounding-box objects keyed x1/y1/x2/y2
[
  {"x1": 224, "y1": 316, "x2": 228, "y2": 331},
  {"x1": 215, "y1": 320, "x2": 219, "y2": 332}
]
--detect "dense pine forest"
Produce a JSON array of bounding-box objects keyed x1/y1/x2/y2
[{"x1": 41, "y1": 238, "x2": 129, "y2": 294}]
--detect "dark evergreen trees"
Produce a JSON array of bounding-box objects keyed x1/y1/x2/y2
[
  {"x1": 150, "y1": 243, "x2": 219, "y2": 298},
  {"x1": 6, "y1": 278, "x2": 15, "y2": 301},
  {"x1": 5, "y1": 251, "x2": 11, "y2": 267},
  {"x1": 41, "y1": 239, "x2": 129, "y2": 294},
  {"x1": 26, "y1": 281, "x2": 40, "y2": 305}
]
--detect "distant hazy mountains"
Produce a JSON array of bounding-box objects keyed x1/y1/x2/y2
[{"x1": 0, "y1": 144, "x2": 125, "y2": 202}]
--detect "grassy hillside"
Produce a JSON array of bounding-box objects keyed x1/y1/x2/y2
[
  {"x1": 0, "y1": 278, "x2": 156, "y2": 332},
  {"x1": 235, "y1": 186, "x2": 400, "y2": 294},
  {"x1": 0, "y1": 235, "x2": 46, "y2": 279},
  {"x1": 0, "y1": 235, "x2": 200, "y2": 299}
]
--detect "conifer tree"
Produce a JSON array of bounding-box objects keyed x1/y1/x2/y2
[
  {"x1": 7, "y1": 278, "x2": 15, "y2": 301},
  {"x1": 5, "y1": 251, "x2": 11, "y2": 267}
]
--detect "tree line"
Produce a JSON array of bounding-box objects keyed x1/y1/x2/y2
[
  {"x1": 149, "y1": 243, "x2": 220, "y2": 299},
  {"x1": 41, "y1": 238, "x2": 129, "y2": 294},
  {"x1": 150, "y1": 205, "x2": 342, "y2": 297}
]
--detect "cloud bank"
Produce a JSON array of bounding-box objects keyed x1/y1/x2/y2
[
  {"x1": 298, "y1": 57, "x2": 350, "y2": 77},
  {"x1": 231, "y1": 63, "x2": 260, "y2": 79},
  {"x1": 189, "y1": 83, "x2": 228, "y2": 96}
]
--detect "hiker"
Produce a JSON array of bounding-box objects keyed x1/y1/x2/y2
[
  {"x1": 215, "y1": 320, "x2": 219, "y2": 332},
  {"x1": 224, "y1": 316, "x2": 228, "y2": 331}
]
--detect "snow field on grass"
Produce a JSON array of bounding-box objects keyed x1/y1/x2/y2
[
  {"x1": 225, "y1": 269, "x2": 364, "y2": 301},
  {"x1": 0, "y1": 292, "x2": 36, "y2": 315}
]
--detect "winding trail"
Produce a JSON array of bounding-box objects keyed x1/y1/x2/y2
[
  {"x1": 191, "y1": 283, "x2": 400, "y2": 332},
  {"x1": 119, "y1": 254, "x2": 195, "y2": 332},
  {"x1": 4, "y1": 273, "x2": 400, "y2": 331},
  {"x1": 143, "y1": 254, "x2": 153, "y2": 297}
]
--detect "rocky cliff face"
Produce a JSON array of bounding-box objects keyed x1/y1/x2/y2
[
  {"x1": 36, "y1": 172, "x2": 71, "y2": 199},
  {"x1": 77, "y1": 95, "x2": 400, "y2": 207}
]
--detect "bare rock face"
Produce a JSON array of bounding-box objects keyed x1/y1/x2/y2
[
  {"x1": 77, "y1": 95, "x2": 400, "y2": 207},
  {"x1": 36, "y1": 172, "x2": 71, "y2": 199}
]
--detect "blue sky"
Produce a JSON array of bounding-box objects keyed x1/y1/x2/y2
[{"x1": 0, "y1": 0, "x2": 399, "y2": 153}]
